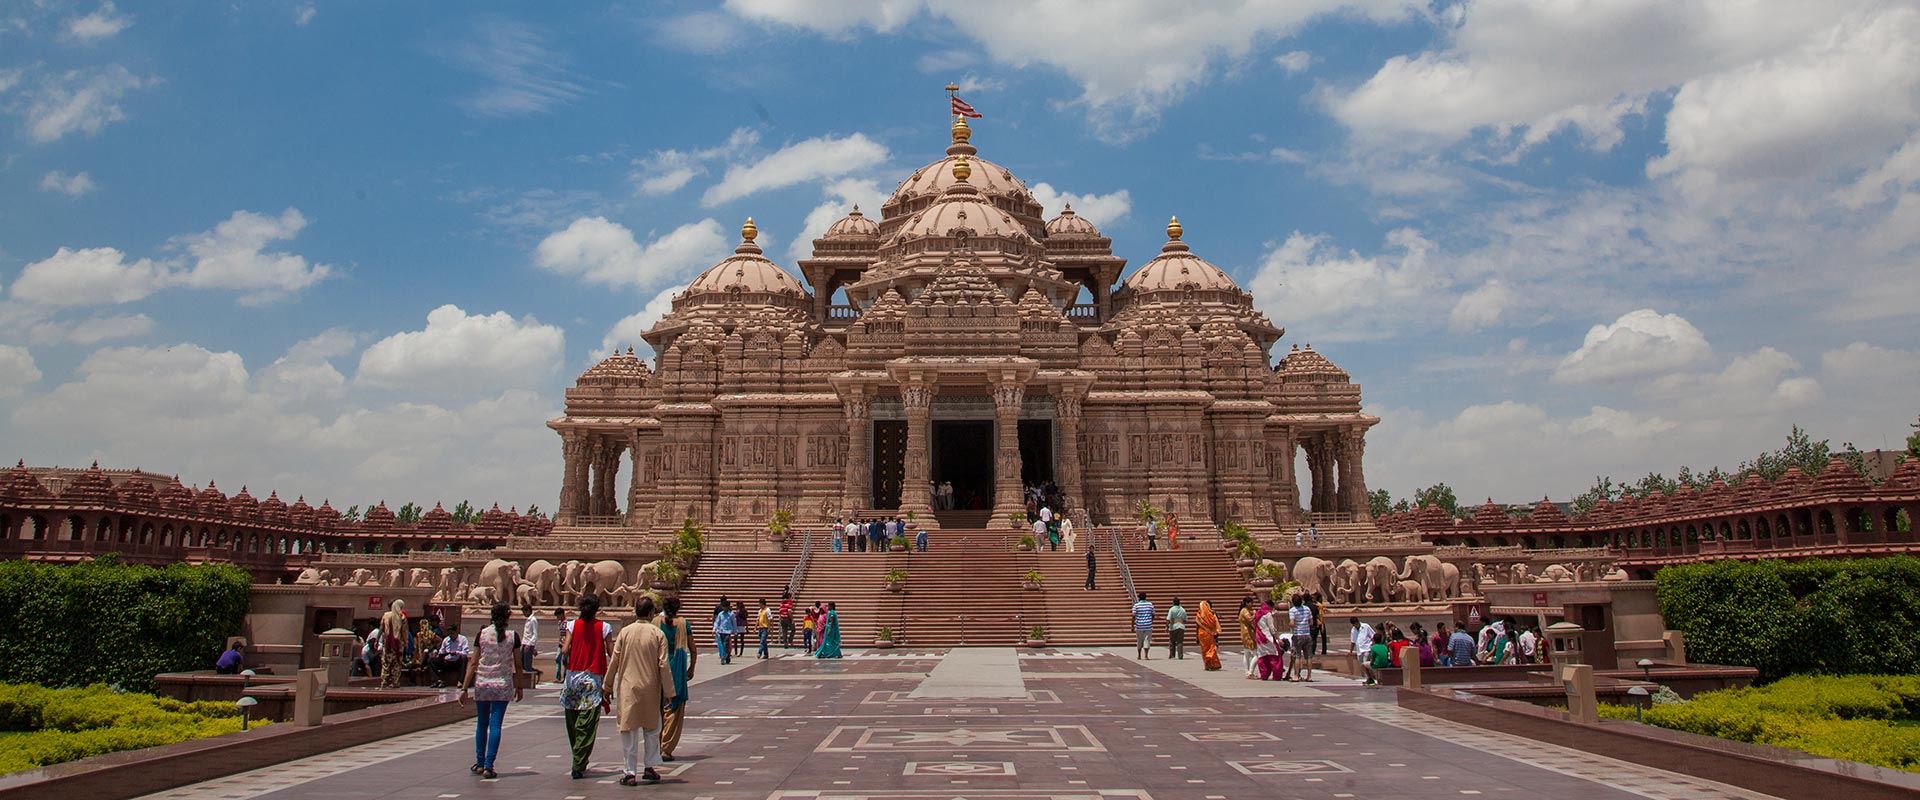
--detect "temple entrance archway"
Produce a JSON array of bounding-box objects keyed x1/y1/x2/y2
[
  {"x1": 931, "y1": 421, "x2": 992, "y2": 510},
  {"x1": 871, "y1": 420, "x2": 907, "y2": 509},
  {"x1": 1018, "y1": 420, "x2": 1054, "y2": 492}
]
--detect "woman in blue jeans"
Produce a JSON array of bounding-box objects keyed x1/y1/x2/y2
[{"x1": 460, "y1": 603, "x2": 525, "y2": 779}]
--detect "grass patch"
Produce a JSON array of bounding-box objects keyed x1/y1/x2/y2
[{"x1": 1600, "y1": 674, "x2": 1920, "y2": 772}]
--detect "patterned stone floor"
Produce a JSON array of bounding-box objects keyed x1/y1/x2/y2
[{"x1": 140, "y1": 647, "x2": 1780, "y2": 800}]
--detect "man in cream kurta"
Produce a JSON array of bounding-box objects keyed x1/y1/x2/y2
[{"x1": 606, "y1": 598, "x2": 677, "y2": 784}]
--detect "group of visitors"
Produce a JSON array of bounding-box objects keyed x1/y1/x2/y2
[
  {"x1": 708, "y1": 592, "x2": 842, "y2": 662},
  {"x1": 1028, "y1": 505, "x2": 1076, "y2": 551},
  {"x1": 931, "y1": 480, "x2": 959, "y2": 509},
  {"x1": 1233, "y1": 593, "x2": 1317, "y2": 681},
  {"x1": 1352, "y1": 616, "x2": 1547, "y2": 686},
  {"x1": 1291, "y1": 525, "x2": 1320, "y2": 547},
  {"x1": 351, "y1": 599, "x2": 479, "y2": 689},
  {"x1": 1141, "y1": 514, "x2": 1184, "y2": 550},
  {"x1": 833, "y1": 517, "x2": 925, "y2": 553}
]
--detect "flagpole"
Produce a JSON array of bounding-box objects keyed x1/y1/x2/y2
[{"x1": 945, "y1": 82, "x2": 958, "y2": 123}]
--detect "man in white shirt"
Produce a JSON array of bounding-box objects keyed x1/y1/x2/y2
[
  {"x1": 1349, "y1": 616, "x2": 1374, "y2": 655},
  {"x1": 843, "y1": 519, "x2": 859, "y2": 554},
  {"x1": 1517, "y1": 626, "x2": 1538, "y2": 665},
  {"x1": 521, "y1": 602, "x2": 540, "y2": 679},
  {"x1": 433, "y1": 628, "x2": 471, "y2": 688},
  {"x1": 1039, "y1": 506, "x2": 1052, "y2": 523}
]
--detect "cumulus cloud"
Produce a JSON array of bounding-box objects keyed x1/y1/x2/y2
[
  {"x1": 355, "y1": 305, "x2": 564, "y2": 393},
  {"x1": 10, "y1": 208, "x2": 333, "y2": 307},
  {"x1": 701, "y1": 132, "x2": 888, "y2": 206},
  {"x1": 1274, "y1": 50, "x2": 1315, "y2": 75},
  {"x1": 787, "y1": 178, "x2": 887, "y2": 263},
  {"x1": 598, "y1": 285, "x2": 684, "y2": 359},
  {"x1": 1448, "y1": 279, "x2": 1513, "y2": 332},
  {"x1": 63, "y1": 2, "x2": 130, "y2": 42},
  {"x1": 295, "y1": 4, "x2": 316, "y2": 26},
  {"x1": 631, "y1": 127, "x2": 760, "y2": 197},
  {"x1": 534, "y1": 217, "x2": 729, "y2": 289},
  {"x1": 38, "y1": 171, "x2": 96, "y2": 196},
  {"x1": 29, "y1": 312, "x2": 152, "y2": 345},
  {"x1": 1248, "y1": 227, "x2": 1436, "y2": 341},
  {"x1": 653, "y1": 11, "x2": 747, "y2": 54},
  {"x1": 1028, "y1": 182, "x2": 1131, "y2": 228},
  {"x1": 10, "y1": 247, "x2": 169, "y2": 306},
  {"x1": 440, "y1": 15, "x2": 587, "y2": 117},
  {"x1": 1553, "y1": 309, "x2": 1711, "y2": 385},
  {"x1": 14, "y1": 65, "x2": 153, "y2": 143},
  {"x1": 0, "y1": 345, "x2": 40, "y2": 397}
]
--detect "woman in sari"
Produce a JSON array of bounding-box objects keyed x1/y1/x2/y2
[
  {"x1": 656, "y1": 596, "x2": 695, "y2": 762},
  {"x1": 1195, "y1": 600, "x2": 1222, "y2": 670},
  {"x1": 1237, "y1": 597, "x2": 1257, "y2": 678},
  {"x1": 815, "y1": 602, "x2": 843, "y2": 659},
  {"x1": 1254, "y1": 601, "x2": 1285, "y2": 680}
]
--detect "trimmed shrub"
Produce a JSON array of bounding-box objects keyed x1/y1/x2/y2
[
  {"x1": 1600, "y1": 675, "x2": 1920, "y2": 773},
  {"x1": 0, "y1": 683, "x2": 249, "y2": 774},
  {"x1": 0, "y1": 560, "x2": 251, "y2": 692},
  {"x1": 1656, "y1": 556, "x2": 1920, "y2": 680}
]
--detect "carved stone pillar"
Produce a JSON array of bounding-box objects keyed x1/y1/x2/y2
[
  {"x1": 557, "y1": 431, "x2": 589, "y2": 524},
  {"x1": 840, "y1": 388, "x2": 873, "y2": 514},
  {"x1": 1276, "y1": 429, "x2": 1303, "y2": 525},
  {"x1": 1054, "y1": 388, "x2": 1085, "y2": 513},
  {"x1": 1341, "y1": 425, "x2": 1371, "y2": 520},
  {"x1": 900, "y1": 380, "x2": 936, "y2": 518},
  {"x1": 989, "y1": 377, "x2": 1026, "y2": 521}
]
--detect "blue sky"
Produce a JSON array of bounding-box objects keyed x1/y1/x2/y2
[{"x1": 2, "y1": 0, "x2": 1917, "y2": 512}]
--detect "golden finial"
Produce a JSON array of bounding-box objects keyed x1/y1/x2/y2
[
  {"x1": 952, "y1": 155, "x2": 971, "y2": 182},
  {"x1": 951, "y1": 115, "x2": 972, "y2": 144},
  {"x1": 741, "y1": 217, "x2": 758, "y2": 242},
  {"x1": 1166, "y1": 215, "x2": 1183, "y2": 241},
  {"x1": 945, "y1": 82, "x2": 959, "y2": 93}
]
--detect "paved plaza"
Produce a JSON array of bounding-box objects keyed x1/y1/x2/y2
[{"x1": 145, "y1": 648, "x2": 1778, "y2": 800}]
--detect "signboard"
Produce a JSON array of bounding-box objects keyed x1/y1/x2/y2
[
  {"x1": 367, "y1": 595, "x2": 383, "y2": 611},
  {"x1": 1533, "y1": 592, "x2": 1549, "y2": 607}
]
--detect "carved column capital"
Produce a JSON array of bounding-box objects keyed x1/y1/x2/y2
[
  {"x1": 990, "y1": 379, "x2": 1025, "y2": 411},
  {"x1": 901, "y1": 381, "x2": 935, "y2": 411},
  {"x1": 1053, "y1": 389, "x2": 1083, "y2": 420}
]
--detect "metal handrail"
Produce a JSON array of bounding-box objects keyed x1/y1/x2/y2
[
  {"x1": 785, "y1": 532, "x2": 813, "y2": 596},
  {"x1": 1109, "y1": 527, "x2": 1136, "y2": 601}
]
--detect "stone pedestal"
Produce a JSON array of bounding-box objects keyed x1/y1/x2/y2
[
  {"x1": 292, "y1": 667, "x2": 327, "y2": 727},
  {"x1": 1560, "y1": 663, "x2": 1597, "y2": 723},
  {"x1": 317, "y1": 627, "x2": 358, "y2": 689}
]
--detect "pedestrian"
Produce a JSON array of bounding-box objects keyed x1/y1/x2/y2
[
  {"x1": 815, "y1": 602, "x2": 842, "y2": 659},
  {"x1": 832, "y1": 518, "x2": 844, "y2": 553},
  {"x1": 1033, "y1": 516, "x2": 1047, "y2": 549},
  {"x1": 378, "y1": 599, "x2": 408, "y2": 689},
  {"x1": 1237, "y1": 596, "x2": 1258, "y2": 677},
  {"x1": 1313, "y1": 594, "x2": 1329, "y2": 655},
  {"x1": 1131, "y1": 593, "x2": 1155, "y2": 660},
  {"x1": 1144, "y1": 519, "x2": 1159, "y2": 550},
  {"x1": 215, "y1": 642, "x2": 245, "y2": 674},
  {"x1": 1518, "y1": 624, "x2": 1538, "y2": 665},
  {"x1": 802, "y1": 602, "x2": 817, "y2": 652},
  {"x1": 1308, "y1": 524, "x2": 1319, "y2": 545},
  {"x1": 1433, "y1": 622, "x2": 1453, "y2": 667},
  {"x1": 1196, "y1": 600, "x2": 1222, "y2": 670},
  {"x1": 1448, "y1": 623, "x2": 1476, "y2": 667},
  {"x1": 459, "y1": 602, "x2": 524, "y2": 780},
  {"x1": 1062, "y1": 516, "x2": 1076, "y2": 552},
  {"x1": 552, "y1": 608, "x2": 569, "y2": 686},
  {"x1": 779, "y1": 591, "x2": 795, "y2": 649},
  {"x1": 1349, "y1": 616, "x2": 1374, "y2": 655},
  {"x1": 712, "y1": 602, "x2": 736, "y2": 665},
  {"x1": 915, "y1": 521, "x2": 928, "y2": 552},
  {"x1": 607, "y1": 595, "x2": 675, "y2": 786},
  {"x1": 1363, "y1": 625, "x2": 1391, "y2": 686},
  {"x1": 656, "y1": 596, "x2": 695, "y2": 762},
  {"x1": 732, "y1": 602, "x2": 748, "y2": 660},
  {"x1": 559, "y1": 593, "x2": 614, "y2": 780},
  {"x1": 1255, "y1": 599, "x2": 1285, "y2": 680},
  {"x1": 1167, "y1": 514, "x2": 1180, "y2": 550},
  {"x1": 1084, "y1": 545, "x2": 1097, "y2": 590},
  {"x1": 1166, "y1": 597, "x2": 1187, "y2": 659},
  {"x1": 433, "y1": 625, "x2": 472, "y2": 689},
  {"x1": 1287, "y1": 594, "x2": 1314, "y2": 681},
  {"x1": 1295, "y1": 527, "x2": 1304, "y2": 548},
  {"x1": 520, "y1": 600, "x2": 540, "y2": 682},
  {"x1": 756, "y1": 599, "x2": 772, "y2": 659}
]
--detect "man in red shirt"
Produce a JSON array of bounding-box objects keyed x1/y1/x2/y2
[{"x1": 779, "y1": 591, "x2": 796, "y2": 649}]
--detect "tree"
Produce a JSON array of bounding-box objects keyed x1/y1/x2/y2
[
  {"x1": 397, "y1": 502, "x2": 423, "y2": 523},
  {"x1": 524, "y1": 504, "x2": 546, "y2": 520},
  {"x1": 451, "y1": 500, "x2": 477, "y2": 524},
  {"x1": 1413, "y1": 483, "x2": 1460, "y2": 518},
  {"x1": 1626, "y1": 472, "x2": 1677, "y2": 498},
  {"x1": 1571, "y1": 475, "x2": 1620, "y2": 517},
  {"x1": 1907, "y1": 415, "x2": 1919, "y2": 457},
  {"x1": 343, "y1": 504, "x2": 361, "y2": 522},
  {"x1": 1366, "y1": 488, "x2": 1392, "y2": 518},
  {"x1": 1391, "y1": 498, "x2": 1412, "y2": 514}
]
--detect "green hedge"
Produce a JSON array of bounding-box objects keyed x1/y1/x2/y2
[
  {"x1": 1600, "y1": 675, "x2": 1920, "y2": 772},
  {"x1": 1656, "y1": 556, "x2": 1920, "y2": 680},
  {"x1": 0, "y1": 683, "x2": 246, "y2": 774},
  {"x1": 0, "y1": 559, "x2": 251, "y2": 692}
]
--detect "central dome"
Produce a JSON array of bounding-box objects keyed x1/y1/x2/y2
[{"x1": 881, "y1": 118, "x2": 1041, "y2": 223}]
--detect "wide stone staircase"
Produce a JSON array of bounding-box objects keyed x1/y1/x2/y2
[{"x1": 679, "y1": 549, "x2": 799, "y2": 649}]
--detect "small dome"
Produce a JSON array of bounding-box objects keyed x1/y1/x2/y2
[
  {"x1": 576, "y1": 347, "x2": 649, "y2": 387},
  {"x1": 1120, "y1": 217, "x2": 1242, "y2": 293},
  {"x1": 1277, "y1": 344, "x2": 1351, "y2": 383},
  {"x1": 824, "y1": 206, "x2": 879, "y2": 239},
  {"x1": 1045, "y1": 204, "x2": 1102, "y2": 237},
  {"x1": 685, "y1": 218, "x2": 807, "y2": 296}
]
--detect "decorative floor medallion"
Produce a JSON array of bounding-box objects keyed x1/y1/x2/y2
[
  {"x1": 1138, "y1": 706, "x2": 1222, "y2": 715},
  {"x1": 1227, "y1": 759, "x2": 1353, "y2": 776},
  {"x1": 1179, "y1": 731, "x2": 1281, "y2": 742},
  {"x1": 903, "y1": 761, "x2": 1017, "y2": 776},
  {"x1": 817, "y1": 725, "x2": 1105, "y2": 752}
]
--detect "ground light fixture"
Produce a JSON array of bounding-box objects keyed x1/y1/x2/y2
[
  {"x1": 1626, "y1": 685, "x2": 1649, "y2": 723},
  {"x1": 1636, "y1": 658, "x2": 1653, "y2": 681},
  {"x1": 235, "y1": 695, "x2": 258, "y2": 731}
]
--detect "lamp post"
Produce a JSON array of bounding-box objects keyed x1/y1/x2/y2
[
  {"x1": 1626, "y1": 685, "x2": 1649, "y2": 723},
  {"x1": 239, "y1": 668, "x2": 256, "y2": 695},
  {"x1": 235, "y1": 695, "x2": 258, "y2": 731},
  {"x1": 1636, "y1": 658, "x2": 1653, "y2": 682}
]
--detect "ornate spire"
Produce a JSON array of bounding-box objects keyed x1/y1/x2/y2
[
  {"x1": 952, "y1": 155, "x2": 971, "y2": 182},
  {"x1": 1162, "y1": 215, "x2": 1190, "y2": 253},
  {"x1": 741, "y1": 217, "x2": 758, "y2": 242},
  {"x1": 1167, "y1": 215, "x2": 1183, "y2": 240},
  {"x1": 735, "y1": 217, "x2": 762, "y2": 255}
]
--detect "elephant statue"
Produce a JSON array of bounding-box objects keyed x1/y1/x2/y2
[
  {"x1": 468, "y1": 584, "x2": 498, "y2": 605},
  {"x1": 383, "y1": 568, "x2": 407, "y2": 588},
  {"x1": 1537, "y1": 563, "x2": 1575, "y2": 582},
  {"x1": 476, "y1": 559, "x2": 523, "y2": 606},
  {"x1": 576, "y1": 560, "x2": 626, "y2": 600},
  {"x1": 1440, "y1": 562, "x2": 1463, "y2": 598},
  {"x1": 294, "y1": 567, "x2": 330, "y2": 585},
  {"x1": 348, "y1": 568, "x2": 376, "y2": 586},
  {"x1": 1332, "y1": 559, "x2": 1363, "y2": 604},
  {"x1": 556, "y1": 560, "x2": 586, "y2": 605},
  {"x1": 1398, "y1": 555, "x2": 1450, "y2": 601},
  {"x1": 1472, "y1": 563, "x2": 1493, "y2": 586},
  {"x1": 522, "y1": 560, "x2": 562, "y2": 605},
  {"x1": 1361, "y1": 556, "x2": 1398, "y2": 604},
  {"x1": 1397, "y1": 579, "x2": 1427, "y2": 602},
  {"x1": 408, "y1": 567, "x2": 435, "y2": 588},
  {"x1": 435, "y1": 567, "x2": 465, "y2": 602},
  {"x1": 609, "y1": 581, "x2": 647, "y2": 606},
  {"x1": 1510, "y1": 563, "x2": 1533, "y2": 584},
  {"x1": 1289, "y1": 556, "x2": 1334, "y2": 599}
]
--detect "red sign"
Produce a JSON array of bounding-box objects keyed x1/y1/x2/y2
[
  {"x1": 368, "y1": 595, "x2": 383, "y2": 611},
  {"x1": 1533, "y1": 592, "x2": 1549, "y2": 607}
]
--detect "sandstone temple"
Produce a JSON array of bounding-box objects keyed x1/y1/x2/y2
[{"x1": 547, "y1": 115, "x2": 1378, "y2": 534}]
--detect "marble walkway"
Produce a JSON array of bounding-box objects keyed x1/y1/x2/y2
[{"x1": 141, "y1": 646, "x2": 1780, "y2": 800}]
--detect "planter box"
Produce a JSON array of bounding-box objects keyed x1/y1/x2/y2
[
  {"x1": 1023, "y1": 581, "x2": 1044, "y2": 590},
  {"x1": 1025, "y1": 639, "x2": 1048, "y2": 648},
  {"x1": 1252, "y1": 577, "x2": 1276, "y2": 588},
  {"x1": 884, "y1": 583, "x2": 903, "y2": 593},
  {"x1": 873, "y1": 639, "x2": 895, "y2": 649}
]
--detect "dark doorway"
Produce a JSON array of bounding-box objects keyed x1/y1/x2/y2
[
  {"x1": 871, "y1": 420, "x2": 906, "y2": 509},
  {"x1": 1018, "y1": 420, "x2": 1054, "y2": 490},
  {"x1": 933, "y1": 421, "x2": 994, "y2": 510}
]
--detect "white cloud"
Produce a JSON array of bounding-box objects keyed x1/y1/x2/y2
[
  {"x1": 30, "y1": 312, "x2": 152, "y2": 345},
  {"x1": 10, "y1": 247, "x2": 169, "y2": 306},
  {"x1": 701, "y1": 132, "x2": 888, "y2": 206},
  {"x1": 356, "y1": 305, "x2": 564, "y2": 393},
  {"x1": 16, "y1": 64, "x2": 152, "y2": 143},
  {"x1": 0, "y1": 345, "x2": 40, "y2": 397},
  {"x1": 63, "y1": 2, "x2": 130, "y2": 42},
  {"x1": 1448, "y1": 279, "x2": 1513, "y2": 332},
  {"x1": 1248, "y1": 227, "x2": 1436, "y2": 341},
  {"x1": 654, "y1": 11, "x2": 747, "y2": 54},
  {"x1": 442, "y1": 16, "x2": 587, "y2": 117},
  {"x1": 260, "y1": 329, "x2": 354, "y2": 408},
  {"x1": 1553, "y1": 309, "x2": 1711, "y2": 385},
  {"x1": 535, "y1": 217, "x2": 729, "y2": 289},
  {"x1": 38, "y1": 170, "x2": 96, "y2": 196},
  {"x1": 599, "y1": 285, "x2": 684, "y2": 359},
  {"x1": 1028, "y1": 182, "x2": 1131, "y2": 227},
  {"x1": 631, "y1": 127, "x2": 759, "y2": 197},
  {"x1": 787, "y1": 178, "x2": 887, "y2": 262},
  {"x1": 169, "y1": 209, "x2": 332, "y2": 304},
  {"x1": 917, "y1": 49, "x2": 976, "y2": 74},
  {"x1": 1274, "y1": 50, "x2": 1315, "y2": 75},
  {"x1": 295, "y1": 4, "x2": 316, "y2": 26}
]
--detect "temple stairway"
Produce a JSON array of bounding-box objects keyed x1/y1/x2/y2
[{"x1": 678, "y1": 550, "x2": 798, "y2": 649}]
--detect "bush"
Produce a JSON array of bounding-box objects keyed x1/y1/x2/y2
[
  {"x1": 1656, "y1": 556, "x2": 1920, "y2": 680},
  {"x1": 0, "y1": 560, "x2": 251, "y2": 692},
  {"x1": 1599, "y1": 675, "x2": 1920, "y2": 773},
  {"x1": 0, "y1": 683, "x2": 249, "y2": 774}
]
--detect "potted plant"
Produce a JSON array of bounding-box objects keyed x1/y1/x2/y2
[
  {"x1": 883, "y1": 567, "x2": 907, "y2": 592},
  {"x1": 1251, "y1": 560, "x2": 1284, "y2": 588},
  {"x1": 1234, "y1": 538, "x2": 1263, "y2": 568},
  {"x1": 1023, "y1": 569, "x2": 1046, "y2": 590},
  {"x1": 1134, "y1": 499, "x2": 1160, "y2": 531},
  {"x1": 1016, "y1": 534, "x2": 1036, "y2": 552},
  {"x1": 1220, "y1": 520, "x2": 1251, "y2": 550},
  {"x1": 1268, "y1": 580, "x2": 1302, "y2": 605},
  {"x1": 874, "y1": 626, "x2": 896, "y2": 648},
  {"x1": 766, "y1": 508, "x2": 793, "y2": 542},
  {"x1": 1025, "y1": 625, "x2": 1048, "y2": 647},
  {"x1": 1008, "y1": 510, "x2": 1028, "y2": 530},
  {"x1": 651, "y1": 561, "x2": 684, "y2": 590}
]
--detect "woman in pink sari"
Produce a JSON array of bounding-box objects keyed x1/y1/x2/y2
[{"x1": 1253, "y1": 601, "x2": 1285, "y2": 680}]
